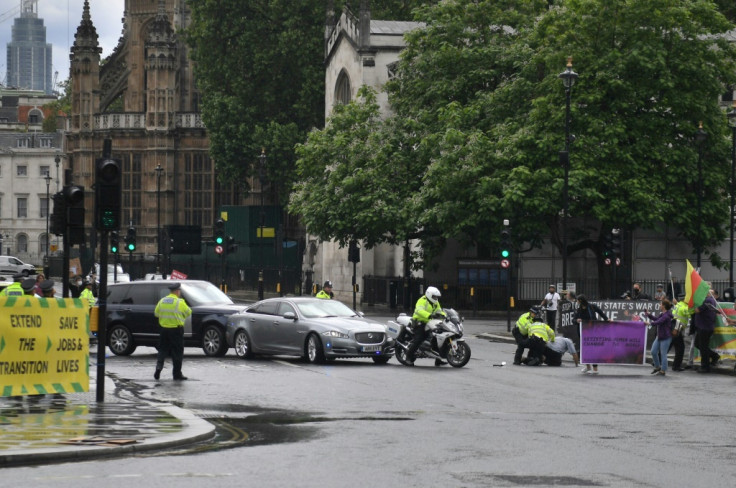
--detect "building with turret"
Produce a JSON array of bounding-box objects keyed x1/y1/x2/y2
[{"x1": 65, "y1": 0, "x2": 239, "y2": 269}]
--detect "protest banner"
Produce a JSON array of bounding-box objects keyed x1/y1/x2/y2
[
  {"x1": 579, "y1": 320, "x2": 648, "y2": 365},
  {"x1": 560, "y1": 299, "x2": 659, "y2": 347},
  {"x1": 0, "y1": 296, "x2": 90, "y2": 397}
]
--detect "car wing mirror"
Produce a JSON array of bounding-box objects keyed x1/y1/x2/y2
[{"x1": 283, "y1": 311, "x2": 297, "y2": 321}]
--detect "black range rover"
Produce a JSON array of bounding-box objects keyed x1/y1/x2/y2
[{"x1": 103, "y1": 280, "x2": 244, "y2": 357}]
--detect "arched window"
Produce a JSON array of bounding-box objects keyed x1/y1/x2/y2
[
  {"x1": 28, "y1": 108, "x2": 44, "y2": 125},
  {"x1": 16, "y1": 234, "x2": 28, "y2": 254},
  {"x1": 38, "y1": 233, "x2": 50, "y2": 256},
  {"x1": 334, "y1": 70, "x2": 352, "y2": 106}
]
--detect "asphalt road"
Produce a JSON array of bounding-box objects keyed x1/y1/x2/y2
[{"x1": 2, "y1": 318, "x2": 735, "y2": 487}]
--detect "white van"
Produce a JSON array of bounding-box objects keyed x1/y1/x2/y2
[
  {"x1": 87, "y1": 263, "x2": 130, "y2": 284},
  {"x1": 0, "y1": 256, "x2": 36, "y2": 277}
]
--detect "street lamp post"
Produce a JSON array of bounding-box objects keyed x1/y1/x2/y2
[
  {"x1": 155, "y1": 163, "x2": 163, "y2": 273},
  {"x1": 695, "y1": 122, "x2": 707, "y2": 268},
  {"x1": 258, "y1": 149, "x2": 267, "y2": 301},
  {"x1": 558, "y1": 57, "x2": 578, "y2": 294},
  {"x1": 44, "y1": 173, "x2": 52, "y2": 276},
  {"x1": 727, "y1": 102, "x2": 736, "y2": 288}
]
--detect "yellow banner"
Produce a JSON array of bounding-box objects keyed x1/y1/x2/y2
[{"x1": 0, "y1": 296, "x2": 90, "y2": 397}]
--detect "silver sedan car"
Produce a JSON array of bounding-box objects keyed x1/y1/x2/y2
[{"x1": 226, "y1": 297, "x2": 395, "y2": 364}]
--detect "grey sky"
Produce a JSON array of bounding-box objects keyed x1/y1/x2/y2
[{"x1": 0, "y1": 0, "x2": 125, "y2": 88}]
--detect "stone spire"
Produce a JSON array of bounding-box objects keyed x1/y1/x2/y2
[{"x1": 70, "y1": 0, "x2": 101, "y2": 57}]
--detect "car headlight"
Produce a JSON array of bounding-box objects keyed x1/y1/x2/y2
[{"x1": 322, "y1": 330, "x2": 349, "y2": 339}]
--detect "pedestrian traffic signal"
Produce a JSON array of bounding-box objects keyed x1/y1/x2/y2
[
  {"x1": 95, "y1": 157, "x2": 122, "y2": 231},
  {"x1": 110, "y1": 231, "x2": 119, "y2": 254},
  {"x1": 500, "y1": 223, "x2": 511, "y2": 259},
  {"x1": 124, "y1": 226, "x2": 136, "y2": 252},
  {"x1": 214, "y1": 219, "x2": 225, "y2": 246}
]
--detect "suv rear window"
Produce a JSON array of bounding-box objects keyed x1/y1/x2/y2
[{"x1": 107, "y1": 285, "x2": 130, "y2": 304}]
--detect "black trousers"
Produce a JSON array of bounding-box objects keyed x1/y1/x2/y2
[
  {"x1": 406, "y1": 325, "x2": 430, "y2": 360},
  {"x1": 696, "y1": 329, "x2": 719, "y2": 371},
  {"x1": 515, "y1": 336, "x2": 546, "y2": 364},
  {"x1": 546, "y1": 310, "x2": 557, "y2": 329},
  {"x1": 512, "y1": 326, "x2": 524, "y2": 344},
  {"x1": 156, "y1": 326, "x2": 185, "y2": 377},
  {"x1": 544, "y1": 348, "x2": 563, "y2": 366},
  {"x1": 669, "y1": 333, "x2": 685, "y2": 369}
]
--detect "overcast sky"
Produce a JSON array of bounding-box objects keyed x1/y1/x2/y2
[{"x1": 0, "y1": 0, "x2": 125, "y2": 88}]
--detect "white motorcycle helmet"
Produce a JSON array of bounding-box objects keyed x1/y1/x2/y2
[{"x1": 425, "y1": 286, "x2": 441, "y2": 304}]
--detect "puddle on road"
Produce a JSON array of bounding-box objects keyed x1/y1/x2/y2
[{"x1": 148, "y1": 402, "x2": 413, "y2": 456}]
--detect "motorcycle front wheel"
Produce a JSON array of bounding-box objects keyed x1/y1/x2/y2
[
  {"x1": 394, "y1": 343, "x2": 413, "y2": 366},
  {"x1": 446, "y1": 341, "x2": 471, "y2": 368}
]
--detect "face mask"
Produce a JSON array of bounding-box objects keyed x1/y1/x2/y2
[{"x1": 76, "y1": 281, "x2": 83, "y2": 286}]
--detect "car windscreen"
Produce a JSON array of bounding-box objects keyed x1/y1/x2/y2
[
  {"x1": 295, "y1": 300, "x2": 357, "y2": 319},
  {"x1": 181, "y1": 282, "x2": 234, "y2": 306}
]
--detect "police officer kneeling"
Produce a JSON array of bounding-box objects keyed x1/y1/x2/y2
[
  {"x1": 515, "y1": 315, "x2": 555, "y2": 366},
  {"x1": 154, "y1": 282, "x2": 192, "y2": 381}
]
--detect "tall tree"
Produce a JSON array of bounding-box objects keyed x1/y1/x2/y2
[{"x1": 186, "y1": 0, "x2": 436, "y2": 205}]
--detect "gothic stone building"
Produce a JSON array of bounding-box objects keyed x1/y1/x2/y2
[{"x1": 65, "y1": 0, "x2": 238, "y2": 262}]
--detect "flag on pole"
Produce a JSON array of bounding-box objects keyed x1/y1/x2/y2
[{"x1": 684, "y1": 259, "x2": 710, "y2": 308}]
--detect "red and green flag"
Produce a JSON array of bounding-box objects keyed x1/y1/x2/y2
[{"x1": 684, "y1": 259, "x2": 710, "y2": 308}]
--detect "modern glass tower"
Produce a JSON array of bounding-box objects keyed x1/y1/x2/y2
[{"x1": 5, "y1": 0, "x2": 53, "y2": 94}]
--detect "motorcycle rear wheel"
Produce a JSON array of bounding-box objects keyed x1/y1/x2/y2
[{"x1": 446, "y1": 341, "x2": 471, "y2": 368}]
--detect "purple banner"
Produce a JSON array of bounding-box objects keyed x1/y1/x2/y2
[{"x1": 579, "y1": 321, "x2": 647, "y2": 365}]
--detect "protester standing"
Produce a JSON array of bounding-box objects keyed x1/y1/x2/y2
[
  {"x1": 693, "y1": 290, "x2": 720, "y2": 373},
  {"x1": 574, "y1": 295, "x2": 609, "y2": 374},
  {"x1": 541, "y1": 284, "x2": 560, "y2": 329},
  {"x1": 670, "y1": 294, "x2": 692, "y2": 371},
  {"x1": 645, "y1": 299, "x2": 674, "y2": 376}
]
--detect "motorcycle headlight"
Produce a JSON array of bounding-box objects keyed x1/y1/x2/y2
[{"x1": 322, "y1": 330, "x2": 349, "y2": 339}]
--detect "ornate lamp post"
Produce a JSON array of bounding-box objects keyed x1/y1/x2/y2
[
  {"x1": 728, "y1": 102, "x2": 736, "y2": 288},
  {"x1": 258, "y1": 149, "x2": 267, "y2": 301},
  {"x1": 155, "y1": 163, "x2": 164, "y2": 273},
  {"x1": 695, "y1": 122, "x2": 707, "y2": 268},
  {"x1": 558, "y1": 57, "x2": 578, "y2": 293}
]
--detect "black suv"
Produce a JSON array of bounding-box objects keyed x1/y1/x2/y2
[{"x1": 103, "y1": 280, "x2": 244, "y2": 357}]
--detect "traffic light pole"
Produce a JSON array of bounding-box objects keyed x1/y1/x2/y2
[{"x1": 96, "y1": 230, "x2": 109, "y2": 403}]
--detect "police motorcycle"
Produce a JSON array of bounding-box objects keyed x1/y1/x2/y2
[{"x1": 388, "y1": 308, "x2": 471, "y2": 368}]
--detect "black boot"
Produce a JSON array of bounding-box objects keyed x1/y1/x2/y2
[{"x1": 154, "y1": 369, "x2": 161, "y2": 380}]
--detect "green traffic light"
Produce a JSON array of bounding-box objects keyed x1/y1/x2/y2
[
  {"x1": 127, "y1": 243, "x2": 135, "y2": 252},
  {"x1": 501, "y1": 250, "x2": 510, "y2": 258},
  {"x1": 215, "y1": 236, "x2": 224, "y2": 245},
  {"x1": 111, "y1": 245, "x2": 118, "y2": 253}
]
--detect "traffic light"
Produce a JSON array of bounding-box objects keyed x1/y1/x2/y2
[
  {"x1": 214, "y1": 219, "x2": 225, "y2": 246},
  {"x1": 500, "y1": 222, "x2": 511, "y2": 259},
  {"x1": 124, "y1": 226, "x2": 136, "y2": 252},
  {"x1": 110, "y1": 231, "x2": 119, "y2": 253},
  {"x1": 611, "y1": 228, "x2": 622, "y2": 257},
  {"x1": 50, "y1": 191, "x2": 66, "y2": 236},
  {"x1": 65, "y1": 185, "x2": 85, "y2": 245},
  {"x1": 603, "y1": 232, "x2": 613, "y2": 257},
  {"x1": 348, "y1": 240, "x2": 360, "y2": 263},
  {"x1": 95, "y1": 157, "x2": 122, "y2": 231},
  {"x1": 227, "y1": 236, "x2": 237, "y2": 254}
]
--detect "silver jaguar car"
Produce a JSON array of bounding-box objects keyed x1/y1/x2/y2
[{"x1": 226, "y1": 297, "x2": 395, "y2": 364}]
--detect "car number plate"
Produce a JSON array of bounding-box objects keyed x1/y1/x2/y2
[{"x1": 362, "y1": 345, "x2": 381, "y2": 352}]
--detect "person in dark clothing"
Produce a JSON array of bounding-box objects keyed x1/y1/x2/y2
[
  {"x1": 632, "y1": 283, "x2": 652, "y2": 300},
  {"x1": 693, "y1": 291, "x2": 720, "y2": 373},
  {"x1": 574, "y1": 294, "x2": 610, "y2": 374}
]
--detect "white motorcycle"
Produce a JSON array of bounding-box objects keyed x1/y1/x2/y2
[{"x1": 387, "y1": 308, "x2": 471, "y2": 368}]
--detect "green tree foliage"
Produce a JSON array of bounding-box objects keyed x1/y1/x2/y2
[
  {"x1": 186, "y1": 0, "x2": 433, "y2": 205},
  {"x1": 291, "y1": 87, "x2": 426, "y2": 253},
  {"x1": 42, "y1": 79, "x2": 71, "y2": 133},
  {"x1": 388, "y1": 0, "x2": 736, "y2": 275}
]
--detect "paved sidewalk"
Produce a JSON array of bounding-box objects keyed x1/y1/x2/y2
[{"x1": 0, "y1": 369, "x2": 214, "y2": 467}]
